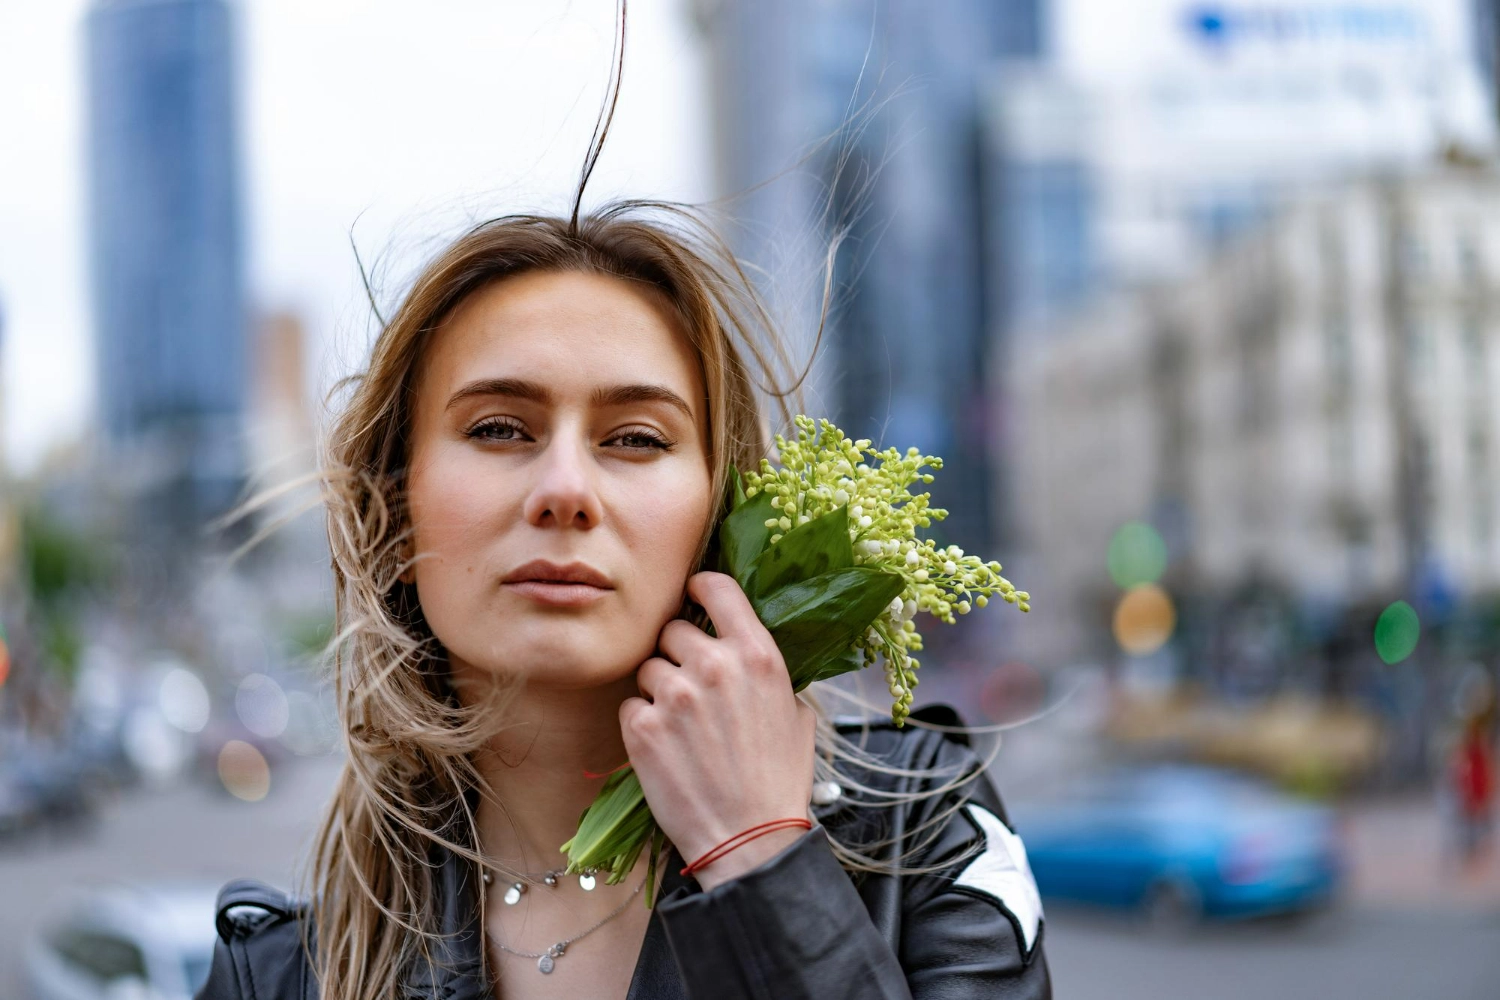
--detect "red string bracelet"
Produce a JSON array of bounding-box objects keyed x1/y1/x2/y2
[{"x1": 680, "y1": 817, "x2": 813, "y2": 876}]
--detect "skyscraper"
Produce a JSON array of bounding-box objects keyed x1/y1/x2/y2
[
  {"x1": 697, "y1": 0, "x2": 1044, "y2": 554},
  {"x1": 84, "y1": 0, "x2": 246, "y2": 528}
]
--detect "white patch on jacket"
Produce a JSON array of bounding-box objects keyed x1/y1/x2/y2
[{"x1": 955, "y1": 803, "x2": 1043, "y2": 952}]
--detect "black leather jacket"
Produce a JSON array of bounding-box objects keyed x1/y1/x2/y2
[{"x1": 198, "y1": 703, "x2": 1052, "y2": 1000}]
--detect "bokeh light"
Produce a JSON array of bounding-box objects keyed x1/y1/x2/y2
[
  {"x1": 1107, "y1": 522, "x2": 1168, "y2": 589},
  {"x1": 1113, "y1": 583, "x2": 1177, "y2": 656},
  {"x1": 158, "y1": 667, "x2": 210, "y2": 733},
  {"x1": 1374, "y1": 600, "x2": 1421, "y2": 665},
  {"x1": 235, "y1": 673, "x2": 290, "y2": 739},
  {"x1": 217, "y1": 740, "x2": 271, "y2": 802},
  {"x1": 0, "y1": 624, "x2": 9, "y2": 689}
]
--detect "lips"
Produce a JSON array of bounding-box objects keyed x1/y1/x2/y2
[
  {"x1": 501, "y1": 560, "x2": 613, "y2": 588},
  {"x1": 501, "y1": 560, "x2": 614, "y2": 607}
]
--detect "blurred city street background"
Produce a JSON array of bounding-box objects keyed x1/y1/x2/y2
[{"x1": 3, "y1": 1, "x2": 1500, "y2": 998}]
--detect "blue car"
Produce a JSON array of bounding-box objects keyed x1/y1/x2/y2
[{"x1": 1012, "y1": 765, "x2": 1343, "y2": 924}]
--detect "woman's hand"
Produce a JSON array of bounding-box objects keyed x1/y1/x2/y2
[{"x1": 620, "y1": 571, "x2": 817, "y2": 891}]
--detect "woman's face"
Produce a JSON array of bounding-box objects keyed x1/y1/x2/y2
[{"x1": 404, "y1": 269, "x2": 714, "y2": 690}]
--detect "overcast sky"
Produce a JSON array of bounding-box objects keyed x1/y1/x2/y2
[{"x1": 0, "y1": 0, "x2": 712, "y2": 474}]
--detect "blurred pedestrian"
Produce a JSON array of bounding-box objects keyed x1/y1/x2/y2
[{"x1": 1446, "y1": 695, "x2": 1496, "y2": 869}]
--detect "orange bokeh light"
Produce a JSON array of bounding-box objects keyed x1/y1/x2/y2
[
  {"x1": 1113, "y1": 583, "x2": 1176, "y2": 656},
  {"x1": 218, "y1": 739, "x2": 271, "y2": 802}
]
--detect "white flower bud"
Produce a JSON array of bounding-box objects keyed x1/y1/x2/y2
[
  {"x1": 902, "y1": 599, "x2": 917, "y2": 620},
  {"x1": 943, "y1": 561, "x2": 957, "y2": 575},
  {"x1": 850, "y1": 505, "x2": 863, "y2": 519},
  {"x1": 859, "y1": 515, "x2": 873, "y2": 528},
  {"x1": 889, "y1": 596, "x2": 904, "y2": 616},
  {"x1": 833, "y1": 489, "x2": 849, "y2": 506},
  {"x1": 905, "y1": 549, "x2": 920, "y2": 567}
]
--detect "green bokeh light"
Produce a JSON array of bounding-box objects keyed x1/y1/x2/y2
[
  {"x1": 1107, "y1": 522, "x2": 1168, "y2": 589},
  {"x1": 1374, "y1": 601, "x2": 1421, "y2": 664}
]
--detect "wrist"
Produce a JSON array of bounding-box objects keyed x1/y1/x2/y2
[{"x1": 689, "y1": 824, "x2": 808, "y2": 891}]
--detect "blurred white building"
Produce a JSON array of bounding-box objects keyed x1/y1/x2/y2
[
  {"x1": 1003, "y1": 164, "x2": 1500, "y2": 666},
  {"x1": 986, "y1": 0, "x2": 1498, "y2": 340}
]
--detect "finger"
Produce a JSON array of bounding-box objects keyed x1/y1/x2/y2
[
  {"x1": 634, "y1": 656, "x2": 681, "y2": 702},
  {"x1": 618, "y1": 693, "x2": 651, "y2": 736},
  {"x1": 684, "y1": 571, "x2": 763, "y2": 641},
  {"x1": 657, "y1": 617, "x2": 714, "y2": 666}
]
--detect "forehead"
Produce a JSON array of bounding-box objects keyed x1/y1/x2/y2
[{"x1": 419, "y1": 270, "x2": 703, "y2": 403}]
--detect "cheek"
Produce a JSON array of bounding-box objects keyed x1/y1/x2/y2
[
  {"x1": 616, "y1": 479, "x2": 712, "y2": 590},
  {"x1": 407, "y1": 449, "x2": 512, "y2": 574}
]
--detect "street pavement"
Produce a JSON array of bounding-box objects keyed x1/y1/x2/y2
[
  {"x1": 2, "y1": 748, "x2": 1498, "y2": 999},
  {"x1": 1045, "y1": 904, "x2": 1500, "y2": 1000},
  {"x1": 0, "y1": 753, "x2": 342, "y2": 999}
]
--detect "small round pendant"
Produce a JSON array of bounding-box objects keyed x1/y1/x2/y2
[
  {"x1": 537, "y1": 953, "x2": 554, "y2": 974},
  {"x1": 543, "y1": 873, "x2": 558, "y2": 887},
  {"x1": 504, "y1": 883, "x2": 524, "y2": 905},
  {"x1": 578, "y1": 873, "x2": 596, "y2": 891}
]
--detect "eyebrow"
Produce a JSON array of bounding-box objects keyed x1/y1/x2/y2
[{"x1": 444, "y1": 377, "x2": 697, "y2": 422}]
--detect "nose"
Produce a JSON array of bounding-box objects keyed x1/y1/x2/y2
[{"x1": 522, "y1": 423, "x2": 603, "y2": 529}]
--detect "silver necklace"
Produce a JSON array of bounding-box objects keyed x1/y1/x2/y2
[
  {"x1": 481, "y1": 863, "x2": 605, "y2": 905},
  {"x1": 488, "y1": 874, "x2": 645, "y2": 974}
]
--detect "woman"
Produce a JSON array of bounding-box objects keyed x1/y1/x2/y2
[{"x1": 199, "y1": 9, "x2": 1051, "y2": 1000}]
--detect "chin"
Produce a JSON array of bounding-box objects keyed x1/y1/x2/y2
[{"x1": 456, "y1": 620, "x2": 648, "y2": 689}]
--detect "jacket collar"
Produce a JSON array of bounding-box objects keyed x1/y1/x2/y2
[{"x1": 401, "y1": 840, "x2": 696, "y2": 1000}]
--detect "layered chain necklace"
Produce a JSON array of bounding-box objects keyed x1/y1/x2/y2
[
  {"x1": 482, "y1": 863, "x2": 647, "y2": 975},
  {"x1": 482, "y1": 863, "x2": 606, "y2": 904}
]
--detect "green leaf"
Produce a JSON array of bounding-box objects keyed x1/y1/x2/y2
[
  {"x1": 794, "y1": 647, "x2": 866, "y2": 690},
  {"x1": 560, "y1": 767, "x2": 652, "y2": 867},
  {"x1": 753, "y1": 567, "x2": 906, "y2": 687},
  {"x1": 644, "y1": 825, "x2": 667, "y2": 909},
  {"x1": 743, "y1": 505, "x2": 853, "y2": 597},
  {"x1": 729, "y1": 465, "x2": 748, "y2": 509},
  {"x1": 718, "y1": 485, "x2": 777, "y2": 587}
]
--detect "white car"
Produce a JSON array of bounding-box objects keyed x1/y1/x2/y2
[{"x1": 27, "y1": 882, "x2": 219, "y2": 1000}]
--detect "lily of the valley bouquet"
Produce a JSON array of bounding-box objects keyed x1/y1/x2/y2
[{"x1": 560, "y1": 415, "x2": 1030, "y2": 905}]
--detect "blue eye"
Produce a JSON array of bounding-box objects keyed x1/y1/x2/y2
[
  {"x1": 465, "y1": 419, "x2": 672, "y2": 451},
  {"x1": 610, "y1": 430, "x2": 672, "y2": 451},
  {"x1": 467, "y1": 418, "x2": 526, "y2": 441}
]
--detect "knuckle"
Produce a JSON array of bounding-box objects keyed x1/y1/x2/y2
[
  {"x1": 660, "y1": 619, "x2": 692, "y2": 642},
  {"x1": 660, "y1": 675, "x2": 696, "y2": 711},
  {"x1": 695, "y1": 652, "x2": 727, "y2": 687},
  {"x1": 702, "y1": 643, "x2": 734, "y2": 671},
  {"x1": 743, "y1": 640, "x2": 779, "y2": 674},
  {"x1": 629, "y1": 707, "x2": 663, "y2": 739},
  {"x1": 619, "y1": 698, "x2": 647, "y2": 734}
]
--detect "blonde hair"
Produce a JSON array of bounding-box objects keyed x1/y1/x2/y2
[{"x1": 293, "y1": 6, "x2": 1002, "y2": 998}]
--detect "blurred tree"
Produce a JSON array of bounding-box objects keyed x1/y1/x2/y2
[{"x1": 18, "y1": 504, "x2": 112, "y2": 683}]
